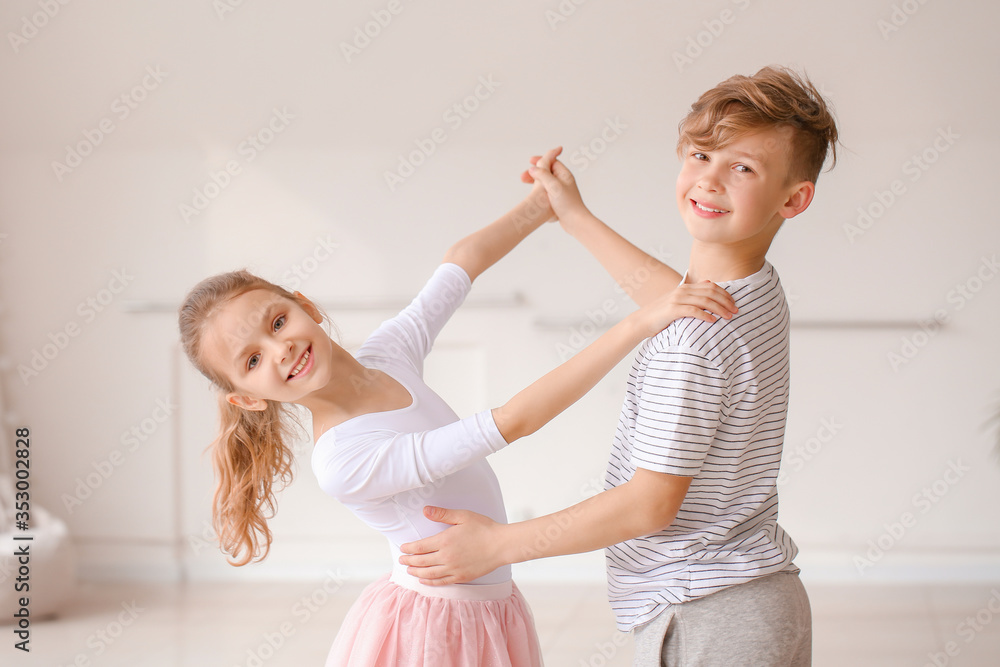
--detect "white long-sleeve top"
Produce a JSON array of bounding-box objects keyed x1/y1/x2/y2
[{"x1": 311, "y1": 263, "x2": 512, "y2": 585}]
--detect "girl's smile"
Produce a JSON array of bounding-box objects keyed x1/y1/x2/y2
[{"x1": 287, "y1": 346, "x2": 313, "y2": 380}]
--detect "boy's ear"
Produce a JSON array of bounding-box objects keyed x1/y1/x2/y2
[
  {"x1": 779, "y1": 181, "x2": 815, "y2": 220},
  {"x1": 227, "y1": 393, "x2": 268, "y2": 412},
  {"x1": 293, "y1": 291, "x2": 323, "y2": 324}
]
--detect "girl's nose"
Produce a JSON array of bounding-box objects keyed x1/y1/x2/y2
[{"x1": 267, "y1": 337, "x2": 293, "y2": 364}]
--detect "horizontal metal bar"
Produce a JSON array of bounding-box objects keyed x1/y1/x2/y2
[
  {"x1": 532, "y1": 318, "x2": 943, "y2": 332},
  {"x1": 121, "y1": 293, "x2": 528, "y2": 314}
]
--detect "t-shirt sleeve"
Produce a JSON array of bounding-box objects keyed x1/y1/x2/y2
[
  {"x1": 631, "y1": 347, "x2": 726, "y2": 476},
  {"x1": 314, "y1": 409, "x2": 508, "y2": 503},
  {"x1": 357, "y1": 263, "x2": 471, "y2": 376}
]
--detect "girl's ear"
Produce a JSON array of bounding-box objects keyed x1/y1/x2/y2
[
  {"x1": 227, "y1": 393, "x2": 268, "y2": 412},
  {"x1": 779, "y1": 180, "x2": 815, "y2": 220},
  {"x1": 293, "y1": 291, "x2": 324, "y2": 324}
]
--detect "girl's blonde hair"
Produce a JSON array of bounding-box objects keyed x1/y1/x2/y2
[{"x1": 177, "y1": 270, "x2": 305, "y2": 566}]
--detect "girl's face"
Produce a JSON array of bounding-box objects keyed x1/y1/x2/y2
[{"x1": 201, "y1": 289, "x2": 335, "y2": 410}]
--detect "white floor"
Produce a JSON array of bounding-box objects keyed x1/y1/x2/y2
[{"x1": 6, "y1": 579, "x2": 1000, "y2": 666}]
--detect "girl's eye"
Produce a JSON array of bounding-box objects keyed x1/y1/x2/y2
[
  {"x1": 248, "y1": 353, "x2": 260, "y2": 371},
  {"x1": 273, "y1": 315, "x2": 286, "y2": 331}
]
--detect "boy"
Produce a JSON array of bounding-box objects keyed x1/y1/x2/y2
[{"x1": 399, "y1": 66, "x2": 838, "y2": 665}]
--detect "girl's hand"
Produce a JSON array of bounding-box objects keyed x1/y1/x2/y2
[
  {"x1": 521, "y1": 150, "x2": 589, "y2": 232},
  {"x1": 398, "y1": 506, "x2": 506, "y2": 585},
  {"x1": 634, "y1": 280, "x2": 738, "y2": 338}
]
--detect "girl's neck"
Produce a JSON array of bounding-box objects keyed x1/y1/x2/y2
[{"x1": 299, "y1": 353, "x2": 410, "y2": 440}]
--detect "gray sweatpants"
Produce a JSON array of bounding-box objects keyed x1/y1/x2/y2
[{"x1": 631, "y1": 571, "x2": 811, "y2": 666}]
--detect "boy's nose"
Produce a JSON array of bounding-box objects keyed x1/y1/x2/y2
[{"x1": 698, "y1": 170, "x2": 724, "y2": 192}]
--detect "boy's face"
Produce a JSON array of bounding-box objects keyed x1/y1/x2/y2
[
  {"x1": 201, "y1": 289, "x2": 335, "y2": 410},
  {"x1": 675, "y1": 126, "x2": 811, "y2": 249}
]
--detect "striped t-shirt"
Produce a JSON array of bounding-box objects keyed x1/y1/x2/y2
[{"x1": 605, "y1": 261, "x2": 798, "y2": 631}]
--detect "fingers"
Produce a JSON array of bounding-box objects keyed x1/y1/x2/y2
[
  {"x1": 423, "y1": 505, "x2": 461, "y2": 525},
  {"x1": 398, "y1": 552, "x2": 438, "y2": 567},
  {"x1": 407, "y1": 567, "x2": 455, "y2": 585},
  {"x1": 534, "y1": 146, "x2": 563, "y2": 173},
  {"x1": 549, "y1": 158, "x2": 575, "y2": 184},
  {"x1": 527, "y1": 163, "x2": 562, "y2": 193},
  {"x1": 685, "y1": 282, "x2": 737, "y2": 316},
  {"x1": 399, "y1": 540, "x2": 436, "y2": 556}
]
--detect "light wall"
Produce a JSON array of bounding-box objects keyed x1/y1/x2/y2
[{"x1": 1, "y1": 0, "x2": 998, "y2": 586}]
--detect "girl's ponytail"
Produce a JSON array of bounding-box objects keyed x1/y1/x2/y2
[
  {"x1": 178, "y1": 270, "x2": 309, "y2": 566},
  {"x1": 212, "y1": 395, "x2": 298, "y2": 566}
]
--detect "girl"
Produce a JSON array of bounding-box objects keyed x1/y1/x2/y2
[{"x1": 176, "y1": 148, "x2": 736, "y2": 666}]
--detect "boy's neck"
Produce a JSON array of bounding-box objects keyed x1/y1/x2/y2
[{"x1": 685, "y1": 242, "x2": 768, "y2": 285}]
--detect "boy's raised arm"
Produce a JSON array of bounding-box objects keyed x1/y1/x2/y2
[{"x1": 524, "y1": 154, "x2": 684, "y2": 306}]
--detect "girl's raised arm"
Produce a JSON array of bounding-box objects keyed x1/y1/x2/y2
[
  {"x1": 441, "y1": 147, "x2": 562, "y2": 282},
  {"x1": 490, "y1": 280, "x2": 736, "y2": 443}
]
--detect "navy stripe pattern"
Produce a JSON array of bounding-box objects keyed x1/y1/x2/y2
[{"x1": 605, "y1": 262, "x2": 798, "y2": 631}]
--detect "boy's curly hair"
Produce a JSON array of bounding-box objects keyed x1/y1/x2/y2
[{"x1": 677, "y1": 65, "x2": 839, "y2": 184}]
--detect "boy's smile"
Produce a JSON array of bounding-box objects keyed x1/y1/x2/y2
[{"x1": 675, "y1": 126, "x2": 814, "y2": 282}]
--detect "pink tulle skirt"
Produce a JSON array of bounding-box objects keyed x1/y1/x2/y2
[{"x1": 325, "y1": 568, "x2": 543, "y2": 666}]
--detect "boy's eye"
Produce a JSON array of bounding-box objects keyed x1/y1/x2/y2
[
  {"x1": 692, "y1": 152, "x2": 708, "y2": 161},
  {"x1": 248, "y1": 353, "x2": 260, "y2": 371},
  {"x1": 734, "y1": 164, "x2": 753, "y2": 174}
]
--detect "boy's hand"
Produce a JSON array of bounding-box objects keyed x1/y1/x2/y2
[
  {"x1": 633, "y1": 281, "x2": 738, "y2": 338},
  {"x1": 521, "y1": 150, "x2": 589, "y2": 232},
  {"x1": 398, "y1": 506, "x2": 507, "y2": 585}
]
